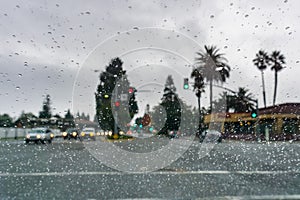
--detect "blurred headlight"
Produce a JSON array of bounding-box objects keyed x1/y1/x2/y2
[
  {"x1": 108, "y1": 131, "x2": 112, "y2": 136},
  {"x1": 72, "y1": 132, "x2": 77, "y2": 137},
  {"x1": 62, "y1": 132, "x2": 67, "y2": 137},
  {"x1": 26, "y1": 134, "x2": 30, "y2": 139},
  {"x1": 50, "y1": 133, "x2": 54, "y2": 138},
  {"x1": 36, "y1": 134, "x2": 41, "y2": 139},
  {"x1": 119, "y1": 131, "x2": 124, "y2": 135},
  {"x1": 90, "y1": 132, "x2": 94, "y2": 137},
  {"x1": 81, "y1": 132, "x2": 85, "y2": 137},
  {"x1": 96, "y1": 132, "x2": 100, "y2": 136}
]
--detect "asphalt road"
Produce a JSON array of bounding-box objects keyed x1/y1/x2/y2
[{"x1": 0, "y1": 136, "x2": 299, "y2": 199}]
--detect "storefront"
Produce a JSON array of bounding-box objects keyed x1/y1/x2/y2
[{"x1": 204, "y1": 103, "x2": 300, "y2": 139}]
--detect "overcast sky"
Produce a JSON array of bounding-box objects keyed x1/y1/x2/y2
[{"x1": 0, "y1": 0, "x2": 300, "y2": 118}]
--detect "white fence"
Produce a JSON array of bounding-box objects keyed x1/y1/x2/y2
[{"x1": 0, "y1": 128, "x2": 61, "y2": 139}]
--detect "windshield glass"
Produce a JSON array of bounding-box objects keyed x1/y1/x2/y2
[
  {"x1": 1, "y1": 0, "x2": 299, "y2": 199},
  {"x1": 28, "y1": 130, "x2": 45, "y2": 134}
]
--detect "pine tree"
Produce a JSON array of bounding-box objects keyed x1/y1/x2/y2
[
  {"x1": 95, "y1": 57, "x2": 138, "y2": 133},
  {"x1": 159, "y1": 75, "x2": 181, "y2": 136},
  {"x1": 39, "y1": 94, "x2": 52, "y2": 119}
]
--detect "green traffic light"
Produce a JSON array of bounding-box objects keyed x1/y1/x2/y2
[
  {"x1": 183, "y1": 78, "x2": 189, "y2": 89},
  {"x1": 251, "y1": 112, "x2": 257, "y2": 118}
]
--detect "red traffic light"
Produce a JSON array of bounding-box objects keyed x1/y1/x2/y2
[
  {"x1": 115, "y1": 101, "x2": 120, "y2": 107},
  {"x1": 128, "y1": 88, "x2": 134, "y2": 94}
]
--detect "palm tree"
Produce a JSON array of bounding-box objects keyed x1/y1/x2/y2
[
  {"x1": 195, "y1": 45, "x2": 230, "y2": 110},
  {"x1": 232, "y1": 87, "x2": 255, "y2": 113},
  {"x1": 253, "y1": 50, "x2": 269, "y2": 108},
  {"x1": 191, "y1": 68, "x2": 205, "y2": 131},
  {"x1": 269, "y1": 51, "x2": 286, "y2": 106}
]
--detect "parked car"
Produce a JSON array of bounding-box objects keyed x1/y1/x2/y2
[
  {"x1": 62, "y1": 128, "x2": 80, "y2": 140},
  {"x1": 25, "y1": 128, "x2": 54, "y2": 144},
  {"x1": 80, "y1": 127, "x2": 96, "y2": 141}
]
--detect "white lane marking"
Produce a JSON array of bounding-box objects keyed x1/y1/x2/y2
[
  {"x1": 0, "y1": 170, "x2": 299, "y2": 177},
  {"x1": 196, "y1": 195, "x2": 300, "y2": 200}
]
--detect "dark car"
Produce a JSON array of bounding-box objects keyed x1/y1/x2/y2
[{"x1": 62, "y1": 128, "x2": 80, "y2": 140}]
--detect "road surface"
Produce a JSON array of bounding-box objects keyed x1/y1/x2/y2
[{"x1": 0, "y1": 137, "x2": 299, "y2": 199}]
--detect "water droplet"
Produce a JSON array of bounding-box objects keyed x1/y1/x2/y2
[
  {"x1": 210, "y1": 15, "x2": 214, "y2": 18},
  {"x1": 16, "y1": 86, "x2": 20, "y2": 90},
  {"x1": 18, "y1": 73, "x2": 22, "y2": 77}
]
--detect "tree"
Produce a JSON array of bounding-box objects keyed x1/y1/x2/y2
[
  {"x1": 0, "y1": 113, "x2": 13, "y2": 127},
  {"x1": 158, "y1": 75, "x2": 181, "y2": 136},
  {"x1": 191, "y1": 68, "x2": 205, "y2": 132},
  {"x1": 64, "y1": 109, "x2": 74, "y2": 119},
  {"x1": 232, "y1": 87, "x2": 256, "y2": 113},
  {"x1": 95, "y1": 57, "x2": 138, "y2": 133},
  {"x1": 269, "y1": 51, "x2": 286, "y2": 106},
  {"x1": 128, "y1": 88, "x2": 138, "y2": 119},
  {"x1": 195, "y1": 45, "x2": 231, "y2": 110},
  {"x1": 39, "y1": 94, "x2": 52, "y2": 119},
  {"x1": 149, "y1": 105, "x2": 166, "y2": 131},
  {"x1": 253, "y1": 50, "x2": 269, "y2": 108},
  {"x1": 213, "y1": 92, "x2": 232, "y2": 112},
  {"x1": 15, "y1": 112, "x2": 37, "y2": 128},
  {"x1": 213, "y1": 88, "x2": 255, "y2": 113}
]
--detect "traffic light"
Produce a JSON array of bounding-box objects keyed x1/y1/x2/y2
[
  {"x1": 183, "y1": 78, "x2": 189, "y2": 89},
  {"x1": 104, "y1": 94, "x2": 109, "y2": 99},
  {"x1": 128, "y1": 87, "x2": 134, "y2": 94},
  {"x1": 114, "y1": 101, "x2": 120, "y2": 110},
  {"x1": 251, "y1": 110, "x2": 258, "y2": 118}
]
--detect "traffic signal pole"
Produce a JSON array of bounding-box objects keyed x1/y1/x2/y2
[{"x1": 114, "y1": 85, "x2": 118, "y2": 135}]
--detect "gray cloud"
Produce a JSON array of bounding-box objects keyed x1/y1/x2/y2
[{"x1": 0, "y1": 0, "x2": 299, "y2": 118}]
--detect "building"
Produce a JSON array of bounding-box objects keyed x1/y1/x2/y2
[{"x1": 204, "y1": 103, "x2": 300, "y2": 140}]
